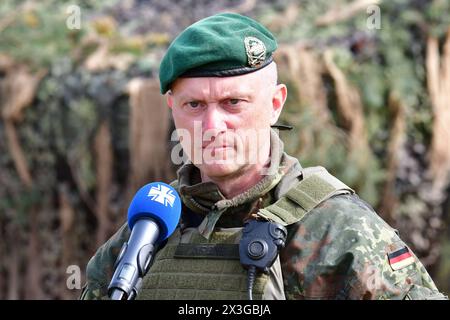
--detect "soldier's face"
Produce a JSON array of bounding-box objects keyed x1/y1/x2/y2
[{"x1": 167, "y1": 64, "x2": 286, "y2": 179}]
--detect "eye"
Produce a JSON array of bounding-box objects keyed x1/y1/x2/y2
[
  {"x1": 188, "y1": 101, "x2": 200, "y2": 108},
  {"x1": 224, "y1": 98, "x2": 243, "y2": 108}
]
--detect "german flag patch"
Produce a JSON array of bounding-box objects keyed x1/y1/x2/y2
[{"x1": 387, "y1": 243, "x2": 415, "y2": 271}]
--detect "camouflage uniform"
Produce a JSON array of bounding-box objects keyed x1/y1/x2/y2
[{"x1": 80, "y1": 131, "x2": 447, "y2": 300}]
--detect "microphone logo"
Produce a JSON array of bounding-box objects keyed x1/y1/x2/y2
[{"x1": 147, "y1": 184, "x2": 176, "y2": 207}]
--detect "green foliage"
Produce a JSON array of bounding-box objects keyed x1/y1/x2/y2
[
  {"x1": 0, "y1": 0, "x2": 151, "y2": 69},
  {"x1": 426, "y1": 0, "x2": 450, "y2": 37},
  {"x1": 0, "y1": 0, "x2": 82, "y2": 68}
]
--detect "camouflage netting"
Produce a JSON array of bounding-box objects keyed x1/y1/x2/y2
[{"x1": 0, "y1": 0, "x2": 449, "y2": 299}]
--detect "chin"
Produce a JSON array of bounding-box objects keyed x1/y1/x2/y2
[
  {"x1": 199, "y1": 162, "x2": 242, "y2": 179},
  {"x1": 199, "y1": 148, "x2": 244, "y2": 177}
]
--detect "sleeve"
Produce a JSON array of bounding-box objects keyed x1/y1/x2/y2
[
  {"x1": 280, "y1": 194, "x2": 448, "y2": 300},
  {"x1": 79, "y1": 222, "x2": 130, "y2": 300}
]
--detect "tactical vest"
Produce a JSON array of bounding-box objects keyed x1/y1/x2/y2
[{"x1": 137, "y1": 167, "x2": 354, "y2": 300}]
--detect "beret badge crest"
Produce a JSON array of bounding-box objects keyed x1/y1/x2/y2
[{"x1": 244, "y1": 36, "x2": 266, "y2": 67}]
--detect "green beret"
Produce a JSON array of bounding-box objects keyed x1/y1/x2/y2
[{"x1": 159, "y1": 13, "x2": 277, "y2": 94}]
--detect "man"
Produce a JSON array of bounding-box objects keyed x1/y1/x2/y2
[{"x1": 80, "y1": 13, "x2": 447, "y2": 300}]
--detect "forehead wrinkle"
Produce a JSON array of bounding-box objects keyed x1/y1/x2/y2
[
  {"x1": 208, "y1": 80, "x2": 252, "y2": 101},
  {"x1": 174, "y1": 77, "x2": 255, "y2": 103},
  {"x1": 210, "y1": 74, "x2": 262, "y2": 101},
  {"x1": 172, "y1": 65, "x2": 276, "y2": 102},
  {"x1": 172, "y1": 78, "x2": 212, "y2": 102}
]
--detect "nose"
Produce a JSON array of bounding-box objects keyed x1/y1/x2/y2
[
  {"x1": 202, "y1": 105, "x2": 227, "y2": 132},
  {"x1": 201, "y1": 105, "x2": 228, "y2": 148}
]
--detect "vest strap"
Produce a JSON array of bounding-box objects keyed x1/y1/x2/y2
[
  {"x1": 174, "y1": 244, "x2": 240, "y2": 260},
  {"x1": 258, "y1": 166, "x2": 354, "y2": 226}
]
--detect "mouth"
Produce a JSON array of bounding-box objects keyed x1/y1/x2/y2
[
  {"x1": 202, "y1": 145, "x2": 234, "y2": 151},
  {"x1": 201, "y1": 135, "x2": 236, "y2": 151},
  {"x1": 202, "y1": 140, "x2": 234, "y2": 150}
]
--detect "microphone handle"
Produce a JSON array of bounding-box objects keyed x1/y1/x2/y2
[
  {"x1": 110, "y1": 288, "x2": 126, "y2": 300},
  {"x1": 108, "y1": 218, "x2": 160, "y2": 300}
]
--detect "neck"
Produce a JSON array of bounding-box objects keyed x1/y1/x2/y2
[{"x1": 203, "y1": 165, "x2": 265, "y2": 199}]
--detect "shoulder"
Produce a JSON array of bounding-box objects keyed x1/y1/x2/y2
[
  {"x1": 292, "y1": 193, "x2": 398, "y2": 246},
  {"x1": 283, "y1": 193, "x2": 401, "y2": 280},
  {"x1": 282, "y1": 194, "x2": 447, "y2": 299}
]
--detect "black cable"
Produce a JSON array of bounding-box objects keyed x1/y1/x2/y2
[{"x1": 247, "y1": 265, "x2": 256, "y2": 301}]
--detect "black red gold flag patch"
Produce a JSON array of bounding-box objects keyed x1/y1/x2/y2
[{"x1": 387, "y1": 245, "x2": 415, "y2": 271}]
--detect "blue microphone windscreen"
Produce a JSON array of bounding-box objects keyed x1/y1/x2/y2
[{"x1": 127, "y1": 182, "x2": 182, "y2": 242}]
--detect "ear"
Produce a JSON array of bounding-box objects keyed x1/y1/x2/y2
[
  {"x1": 166, "y1": 91, "x2": 173, "y2": 109},
  {"x1": 270, "y1": 84, "x2": 287, "y2": 125}
]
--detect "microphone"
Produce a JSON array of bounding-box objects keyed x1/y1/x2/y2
[{"x1": 108, "y1": 182, "x2": 182, "y2": 300}]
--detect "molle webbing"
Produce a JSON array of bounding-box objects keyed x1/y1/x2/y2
[
  {"x1": 137, "y1": 229, "x2": 269, "y2": 300},
  {"x1": 174, "y1": 244, "x2": 240, "y2": 259},
  {"x1": 258, "y1": 166, "x2": 354, "y2": 225}
]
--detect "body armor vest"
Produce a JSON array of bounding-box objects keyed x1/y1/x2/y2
[{"x1": 137, "y1": 167, "x2": 354, "y2": 300}]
